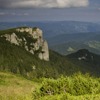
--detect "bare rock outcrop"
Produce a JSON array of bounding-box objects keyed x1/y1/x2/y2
[
  {"x1": 38, "y1": 40, "x2": 49, "y2": 61},
  {"x1": 1, "y1": 27, "x2": 49, "y2": 61}
]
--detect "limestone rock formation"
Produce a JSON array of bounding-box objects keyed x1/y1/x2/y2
[
  {"x1": 1, "y1": 27, "x2": 49, "y2": 61},
  {"x1": 38, "y1": 40, "x2": 49, "y2": 61}
]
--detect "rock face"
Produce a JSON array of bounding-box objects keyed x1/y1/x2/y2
[
  {"x1": 38, "y1": 40, "x2": 49, "y2": 61},
  {"x1": 1, "y1": 27, "x2": 49, "y2": 61}
]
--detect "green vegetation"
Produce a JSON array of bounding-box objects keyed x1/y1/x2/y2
[
  {"x1": 0, "y1": 28, "x2": 100, "y2": 99},
  {"x1": 33, "y1": 73, "x2": 100, "y2": 100},
  {"x1": 0, "y1": 72, "x2": 100, "y2": 100},
  {"x1": 0, "y1": 37, "x2": 35, "y2": 77},
  {"x1": 0, "y1": 28, "x2": 80, "y2": 78},
  {"x1": 67, "y1": 49, "x2": 100, "y2": 77},
  {"x1": 0, "y1": 72, "x2": 36, "y2": 100},
  {"x1": 0, "y1": 28, "x2": 100, "y2": 79}
]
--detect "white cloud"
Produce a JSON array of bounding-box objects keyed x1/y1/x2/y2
[{"x1": 5, "y1": 0, "x2": 89, "y2": 8}]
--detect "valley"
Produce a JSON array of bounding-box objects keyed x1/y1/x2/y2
[{"x1": 0, "y1": 21, "x2": 100, "y2": 55}]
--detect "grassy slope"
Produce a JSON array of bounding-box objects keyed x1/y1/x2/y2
[
  {"x1": 40, "y1": 93, "x2": 100, "y2": 100},
  {"x1": 0, "y1": 72, "x2": 38, "y2": 100},
  {"x1": 1, "y1": 72, "x2": 100, "y2": 100}
]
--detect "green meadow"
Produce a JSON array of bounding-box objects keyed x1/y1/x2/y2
[{"x1": 0, "y1": 72, "x2": 100, "y2": 100}]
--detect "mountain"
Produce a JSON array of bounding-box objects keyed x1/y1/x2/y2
[
  {"x1": 0, "y1": 27, "x2": 49, "y2": 61},
  {"x1": 49, "y1": 32, "x2": 100, "y2": 55},
  {"x1": 0, "y1": 27, "x2": 78, "y2": 78},
  {"x1": 1, "y1": 21, "x2": 100, "y2": 35},
  {"x1": 0, "y1": 21, "x2": 100, "y2": 55},
  {"x1": 67, "y1": 49, "x2": 100, "y2": 76},
  {"x1": 0, "y1": 27, "x2": 100, "y2": 78}
]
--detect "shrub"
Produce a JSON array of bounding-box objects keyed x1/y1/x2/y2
[{"x1": 33, "y1": 73, "x2": 100, "y2": 99}]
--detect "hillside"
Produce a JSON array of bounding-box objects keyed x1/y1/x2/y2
[
  {"x1": 0, "y1": 72, "x2": 35, "y2": 100},
  {"x1": 0, "y1": 27, "x2": 100, "y2": 78},
  {"x1": 1, "y1": 27, "x2": 100, "y2": 100},
  {"x1": 67, "y1": 49, "x2": 100, "y2": 76},
  {"x1": 0, "y1": 27, "x2": 79, "y2": 78},
  {"x1": 0, "y1": 36, "x2": 79, "y2": 78},
  {"x1": 1, "y1": 72, "x2": 100, "y2": 100},
  {"x1": 48, "y1": 32, "x2": 100, "y2": 55}
]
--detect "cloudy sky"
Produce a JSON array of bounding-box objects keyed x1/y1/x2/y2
[{"x1": 0, "y1": 0, "x2": 100, "y2": 22}]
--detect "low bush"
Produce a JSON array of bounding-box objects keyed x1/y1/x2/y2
[{"x1": 33, "y1": 73, "x2": 100, "y2": 99}]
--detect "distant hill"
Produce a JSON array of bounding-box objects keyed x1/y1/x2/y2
[
  {"x1": 1, "y1": 21, "x2": 100, "y2": 55},
  {"x1": 48, "y1": 32, "x2": 100, "y2": 55},
  {"x1": 1, "y1": 21, "x2": 100, "y2": 37},
  {"x1": 67, "y1": 49, "x2": 100, "y2": 76}
]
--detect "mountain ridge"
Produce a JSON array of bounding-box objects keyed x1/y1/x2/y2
[
  {"x1": 1, "y1": 21, "x2": 100, "y2": 56},
  {"x1": 0, "y1": 27, "x2": 49, "y2": 61},
  {"x1": 0, "y1": 27, "x2": 100, "y2": 78}
]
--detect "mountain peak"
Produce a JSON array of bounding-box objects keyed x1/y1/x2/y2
[
  {"x1": 0, "y1": 27, "x2": 49, "y2": 61},
  {"x1": 76, "y1": 49, "x2": 89, "y2": 55},
  {"x1": 67, "y1": 49, "x2": 94, "y2": 62}
]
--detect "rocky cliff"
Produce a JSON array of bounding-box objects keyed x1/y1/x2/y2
[{"x1": 0, "y1": 27, "x2": 49, "y2": 61}]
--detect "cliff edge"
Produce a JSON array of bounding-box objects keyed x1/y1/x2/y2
[{"x1": 0, "y1": 27, "x2": 49, "y2": 61}]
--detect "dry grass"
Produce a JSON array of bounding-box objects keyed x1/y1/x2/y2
[{"x1": 0, "y1": 72, "x2": 36, "y2": 100}]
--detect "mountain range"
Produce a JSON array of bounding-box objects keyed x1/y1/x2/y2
[
  {"x1": 0, "y1": 27, "x2": 100, "y2": 78},
  {"x1": 0, "y1": 21, "x2": 100, "y2": 55}
]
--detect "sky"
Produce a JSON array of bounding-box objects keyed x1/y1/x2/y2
[{"x1": 0, "y1": 0, "x2": 100, "y2": 22}]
